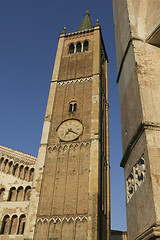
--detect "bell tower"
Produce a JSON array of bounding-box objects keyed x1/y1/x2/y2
[{"x1": 24, "y1": 11, "x2": 110, "y2": 240}]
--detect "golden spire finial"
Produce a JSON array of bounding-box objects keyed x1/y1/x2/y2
[
  {"x1": 96, "y1": 19, "x2": 99, "y2": 26},
  {"x1": 62, "y1": 26, "x2": 66, "y2": 34},
  {"x1": 86, "y1": 10, "x2": 90, "y2": 15}
]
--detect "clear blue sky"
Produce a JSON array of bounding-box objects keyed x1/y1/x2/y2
[{"x1": 0, "y1": 0, "x2": 127, "y2": 231}]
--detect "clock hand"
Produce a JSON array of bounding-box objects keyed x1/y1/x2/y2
[
  {"x1": 64, "y1": 130, "x2": 69, "y2": 136},
  {"x1": 69, "y1": 129, "x2": 78, "y2": 135}
]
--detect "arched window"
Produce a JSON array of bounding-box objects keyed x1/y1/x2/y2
[
  {"x1": 13, "y1": 164, "x2": 19, "y2": 177},
  {"x1": 9, "y1": 215, "x2": 18, "y2": 235},
  {"x1": 8, "y1": 187, "x2": 16, "y2": 201},
  {"x1": 16, "y1": 187, "x2": 23, "y2": 201},
  {"x1": 24, "y1": 186, "x2": 31, "y2": 201},
  {"x1": 0, "y1": 157, "x2": 4, "y2": 171},
  {"x1": 1, "y1": 159, "x2": 8, "y2": 172},
  {"x1": 19, "y1": 165, "x2": 24, "y2": 179},
  {"x1": 83, "y1": 40, "x2": 89, "y2": 51},
  {"x1": 24, "y1": 167, "x2": 29, "y2": 181},
  {"x1": 69, "y1": 101, "x2": 77, "y2": 112},
  {"x1": 76, "y1": 42, "x2": 82, "y2": 52},
  {"x1": 29, "y1": 168, "x2": 34, "y2": 182},
  {"x1": 17, "y1": 215, "x2": 26, "y2": 235},
  {"x1": 4, "y1": 160, "x2": 9, "y2": 174},
  {"x1": 8, "y1": 161, "x2": 13, "y2": 174},
  {"x1": 69, "y1": 43, "x2": 74, "y2": 54},
  {"x1": 0, "y1": 188, "x2": 5, "y2": 202},
  {"x1": 1, "y1": 215, "x2": 10, "y2": 234}
]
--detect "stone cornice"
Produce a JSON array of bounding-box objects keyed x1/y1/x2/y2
[
  {"x1": 120, "y1": 121, "x2": 160, "y2": 168},
  {"x1": 0, "y1": 145, "x2": 37, "y2": 165},
  {"x1": 135, "y1": 224, "x2": 160, "y2": 240},
  {"x1": 59, "y1": 26, "x2": 101, "y2": 39}
]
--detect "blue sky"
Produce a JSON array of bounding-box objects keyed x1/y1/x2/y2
[{"x1": 0, "y1": 0, "x2": 127, "y2": 231}]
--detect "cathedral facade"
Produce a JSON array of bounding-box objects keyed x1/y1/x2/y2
[{"x1": 0, "y1": 145, "x2": 36, "y2": 240}]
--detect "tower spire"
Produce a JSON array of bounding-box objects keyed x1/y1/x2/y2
[{"x1": 77, "y1": 10, "x2": 93, "y2": 31}]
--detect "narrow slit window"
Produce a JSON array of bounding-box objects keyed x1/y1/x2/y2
[
  {"x1": 69, "y1": 43, "x2": 74, "y2": 54},
  {"x1": 76, "y1": 42, "x2": 81, "y2": 52},
  {"x1": 17, "y1": 215, "x2": 26, "y2": 235},
  {"x1": 69, "y1": 101, "x2": 77, "y2": 112},
  {"x1": 0, "y1": 188, "x2": 5, "y2": 202},
  {"x1": 8, "y1": 187, "x2": 16, "y2": 201},
  {"x1": 84, "y1": 40, "x2": 89, "y2": 51},
  {"x1": 1, "y1": 215, "x2": 10, "y2": 234}
]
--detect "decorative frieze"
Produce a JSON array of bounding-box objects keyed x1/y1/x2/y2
[
  {"x1": 48, "y1": 141, "x2": 90, "y2": 152},
  {"x1": 65, "y1": 28, "x2": 94, "y2": 37},
  {"x1": 57, "y1": 77, "x2": 92, "y2": 86},
  {"x1": 126, "y1": 154, "x2": 146, "y2": 203},
  {"x1": 37, "y1": 215, "x2": 87, "y2": 223}
]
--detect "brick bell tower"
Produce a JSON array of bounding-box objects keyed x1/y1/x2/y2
[{"x1": 24, "y1": 11, "x2": 110, "y2": 240}]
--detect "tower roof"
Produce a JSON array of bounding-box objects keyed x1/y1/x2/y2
[{"x1": 77, "y1": 11, "x2": 93, "y2": 31}]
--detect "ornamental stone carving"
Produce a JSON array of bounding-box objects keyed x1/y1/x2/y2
[
  {"x1": 37, "y1": 215, "x2": 87, "y2": 223},
  {"x1": 126, "y1": 154, "x2": 146, "y2": 203},
  {"x1": 57, "y1": 77, "x2": 92, "y2": 86}
]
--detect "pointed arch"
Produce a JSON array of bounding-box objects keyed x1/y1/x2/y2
[
  {"x1": 48, "y1": 146, "x2": 52, "y2": 153},
  {"x1": 74, "y1": 143, "x2": 79, "y2": 150},
  {"x1": 69, "y1": 144, "x2": 74, "y2": 150},
  {"x1": 53, "y1": 145, "x2": 58, "y2": 151},
  {"x1": 67, "y1": 217, "x2": 74, "y2": 223},
  {"x1": 37, "y1": 218, "x2": 42, "y2": 223},
  {"x1": 58, "y1": 145, "x2": 63, "y2": 153}
]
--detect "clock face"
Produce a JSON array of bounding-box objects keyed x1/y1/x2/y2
[{"x1": 57, "y1": 119, "x2": 83, "y2": 141}]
